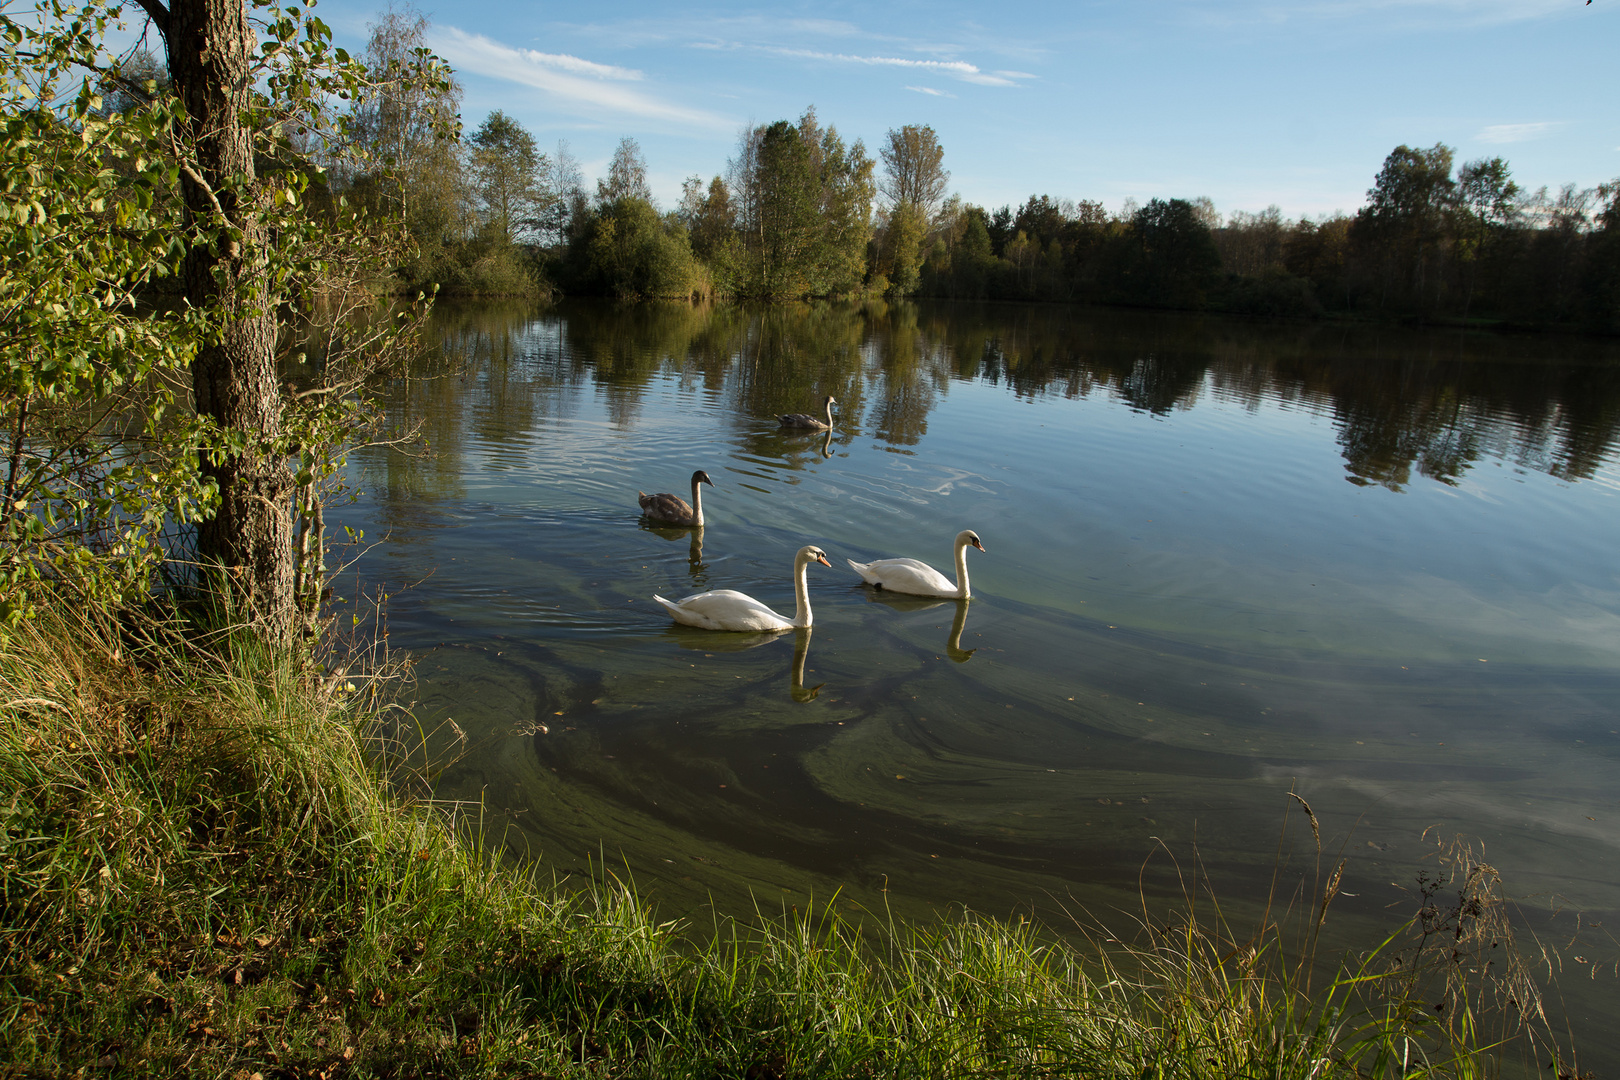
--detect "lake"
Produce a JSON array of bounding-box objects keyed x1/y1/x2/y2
[{"x1": 343, "y1": 298, "x2": 1620, "y2": 1062}]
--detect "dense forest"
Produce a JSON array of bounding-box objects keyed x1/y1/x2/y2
[{"x1": 320, "y1": 14, "x2": 1620, "y2": 331}]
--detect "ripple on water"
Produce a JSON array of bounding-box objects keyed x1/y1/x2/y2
[{"x1": 350, "y1": 301, "x2": 1620, "y2": 1074}]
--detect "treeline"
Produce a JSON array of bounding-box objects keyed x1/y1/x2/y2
[
  {"x1": 351, "y1": 13, "x2": 1620, "y2": 330},
  {"x1": 340, "y1": 8, "x2": 912, "y2": 306},
  {"x1": 920, "y1": 147, "x2": 1620, "y2": 330}
]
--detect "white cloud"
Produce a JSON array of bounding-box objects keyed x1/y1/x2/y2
[
  {"x1": 543, "y1": 15, "x2": 1045, "y2": 88},
  {"x1": 1475, "y1": 121, "x2": 1566, "y2": 144},
  {"x1": 522, "y1": 53, "x2": 643, "y2": 81},
  {"x1": 906, "y1": 86, "x2": 952, "y2": 97},
  {"x1": 1185, "y1": 0, "x2": 1570, "y2": 30},
  {"x1": 763, "y1": 47, "x2": 1019, "y2": 87},
  {"x1": 430, "y1": 28, "x2": 734, "y2": 131}
]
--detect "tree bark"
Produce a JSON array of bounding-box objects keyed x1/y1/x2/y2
[{"x1": 149, "y1": 0, "x2": 296, "y2": 637}]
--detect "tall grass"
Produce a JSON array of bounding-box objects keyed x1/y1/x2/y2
[{"x1": 0, "y1": 607, "x2": 1587, "y2": 1077}]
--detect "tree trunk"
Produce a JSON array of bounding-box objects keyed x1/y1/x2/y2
[{"x1": 161, "y1": 0, "x2": 296, "y2": 637}]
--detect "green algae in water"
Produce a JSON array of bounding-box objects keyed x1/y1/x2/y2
[{"x1": 346, "y1": 298, "x2": 1620, "y2": 1063}]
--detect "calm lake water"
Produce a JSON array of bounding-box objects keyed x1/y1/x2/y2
[{"x1": 343, "y1": 298, "x2": 1620, "y2": 1060}]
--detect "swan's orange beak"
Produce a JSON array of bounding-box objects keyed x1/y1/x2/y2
[
  {"x1": 974, "y1": 539, "x2": 986, "y2": 552},
  {"x1": 816, "y1": 554, "x2": 831, "y2": 567}
]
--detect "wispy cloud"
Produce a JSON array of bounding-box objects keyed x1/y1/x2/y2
[
  {"x1": 762, "y1": 47, "x2": 1026, "y2": 87},
  {"x1": 522, "y1": 53, "x2": 643, "y2": 80},
  {"x1": 557, "y1": 13, "x2": 1045, "y2": 64},
  {"x1": 1185, "y1": 0, "x2": 1570, "y2": 30},
  {"x1": 1475, "y1": 121, "x2": 1566, "y2": 144},
  {"x1": 430, "y1": 27, "x2": 733, "y2": 130},
  {"x1": 906, "y1": 85, "x2": 953, "y2": 98},
  {"x1": 550, "y1": 14, "x2": 1043, "y2": 86}
]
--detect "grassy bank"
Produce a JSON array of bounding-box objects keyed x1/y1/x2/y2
[{"x1": 1, "y1": 609, "x2": 1581, "y2": 1078}]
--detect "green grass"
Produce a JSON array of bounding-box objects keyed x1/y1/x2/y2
[{"x1": 0, "y1": 606, "x2": 1588, "y2": 1077}]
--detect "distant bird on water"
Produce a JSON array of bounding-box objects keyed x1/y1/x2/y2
[
  {"x1": 779, "y1": 395, "x2": 837, "y2": 430},
  {"x1": 638, "y1": 470, "x2": 714, "y2": 527}
]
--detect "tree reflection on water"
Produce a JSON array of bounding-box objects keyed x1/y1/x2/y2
[{"x1": 410, "y1": 298, "x2": 1620, "y2": 495}]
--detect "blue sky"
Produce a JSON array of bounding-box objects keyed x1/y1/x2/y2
[{"x1": 314, "y1": 0, "x2": 1617, "y2": 221}]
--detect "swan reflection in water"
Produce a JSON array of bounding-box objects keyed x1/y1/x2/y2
[
  {"x1": 790, "y1": 627, "x2": 824, "y2": 701},
  {"x1": 862, "y1": 590, "x2": 977, "y2": 663},
  {"x1": 638, "y1": 521, "x2": 708, "y2": 582},
  {"x1": 664, "y1": 625, "x2": 826, "y2": 703}
]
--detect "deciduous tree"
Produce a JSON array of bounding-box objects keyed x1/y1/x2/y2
[
  {"x1": 688, "y1": 176, "x2": 735, "y2": 262},
  {"x1": 598, "y1": 136, "x2": 652, "y2": 205},
  {"x1": 1353, "y1": 143, "x2": 1457, "y2": 311},
  {"x1": 1123, "y1": 198, "x2": 1220, "y2": 308},
  {"x1": 1455, "y1": 157, "x2": 1520, "y2": 317},
  {"x1": 799, "y1": 108, "x2": 874, "y2": 295},
  {"x1": 882, "y1": 203, "x2": 928, "y2": 296},
  {"x1": 345, "y1": 4, "x2": 464, "y2": 256},
  {"x1": 879, "y1": 124, "x2": 949, "y2": 224},
  {"x1": 747, "y1": 120, "x2": 819, "y2": 297},
  {"x1": 468, "y1": 110, "x2": 551, "y2": 246},
  {"x1": 17, "y1": 0, "x2": 453, "y2": 638},
  {"x1": 726, "y1": 109, "x2": 873, "y2": 298},
  {"x1": 1, "y1": 21, "x2": 205, "y2": 627}
]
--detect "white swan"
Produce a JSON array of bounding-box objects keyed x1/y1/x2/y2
[
  {"x1": 779, "y1": 395, "x2": 837, "y2": 430},
  {"x1": 638, "y1": 470, "x2": 713, "y2": 526},
  {"x1": 655, "y1": 545, "x2": 831, "y2": 631},
  {"x1": 847, "y1": 529, "x2": 984, "y2": 598}
]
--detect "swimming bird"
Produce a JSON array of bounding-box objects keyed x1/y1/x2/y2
[
  {"x1": 847, "y1": 530, "x2": 985, "y2": 599},
  {"x1": 655, "y1": 545, "x2": 832, "y2": 631},
  {"x1": 779, "y1": 395, "x2": 837, "y2": 430},
  {"x1": 638, "y1": 470, "x2": 714, "y2": 527}
]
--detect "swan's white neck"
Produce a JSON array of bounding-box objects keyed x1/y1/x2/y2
[
  {"x1": 952, "y1": 536, "x2": 972, "y2": 599},
  {"x1": 690, "y1": 475, "x2": 705, "y2": 527},
  {"x1": 823, "y1": 399, "x2": 835, "y2": 427},
  {"x1": 792, "y1": 552, "x2": 814, "y2": 627}
]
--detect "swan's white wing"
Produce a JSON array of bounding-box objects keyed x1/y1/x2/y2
[
  {"x1": 846, "y1": 557, "x2": 957, "y2": 597},
  {"x1": 654, "y1": 589, "x2": 793, "y2": 632}
]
